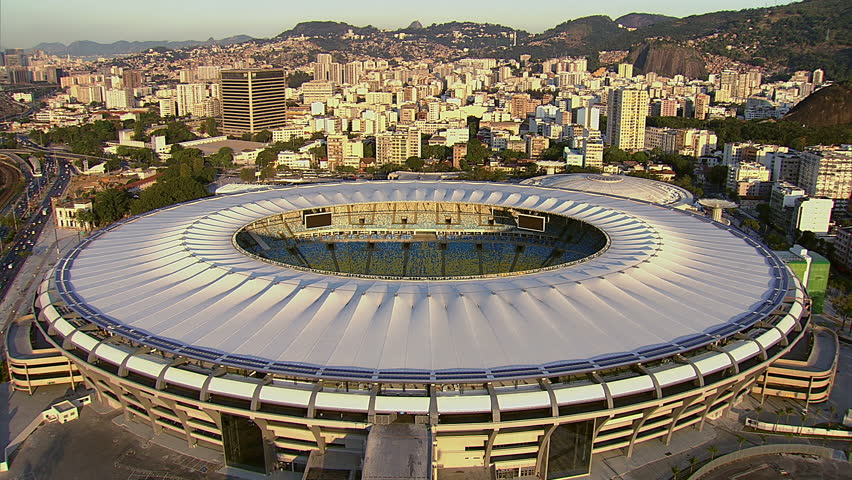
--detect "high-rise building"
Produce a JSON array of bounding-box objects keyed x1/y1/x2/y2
[
  {"x1": 835, "y1": 227, "x2": 852, "y2": 272},
  {"x1": 179, "y1": 69, "x2": 197, "y2": 84},
  {"x1": 525, "y1": 134, "x2": 550, "y2": 159},
  {"x1": 104, "y1": 88, "x2": 134, "y2": 109},
  {"x1": 727, "y1": 161, "x2": 770, "y2": 193},
  {"x1": 122, "y1": 70, "x2": 143, "y2": 90},
  {"x1": 693, "y1": 93, "x2": 710, "y2": 120},
  {"x1": 176, "y1": 83, "x2": 207, "y2": 117},
  {"x1": 582, "y1": 137, "x2": 604, "y2": 169},
  {"x1": 376, "y1": 128, "x2": 420, "y2": 166},
  {"x1": 606, "y1": 88, "x2": 649, "y2": 151},
  {"x1": 650, "y1": 98, "x2": 678, "y2": 117},
  {"x1": 70, "y1": 85, "x2": 104, "y2": 104},
  {"x1": 302, "y1": 80, "x2": 334, "y2": 104},
  {"x1": 344, "y1": 61, "x2": 363, "y2": 85},
  {"x1": 220, "y1": 69, "x2": 287, "y2": 135},
  {"x1": 576, "y1": 106, "x2": 600, "y2": 130},
  {"x1": 326, "y1": 135, "x2": 364, "y2": 170},
  {"x1": 812, "y1": 69, "x2": 825, "y2": 85},
  {"x1": 676, "y1": 129, "x2": 717, "y2": 157},
  {"x1": 722, "y1": 142, "x2": 788, "y2": 167},
  {"x1": 159, "y1": 98, "x2": 177, "y2": 117},
  {"x1": 197, "y1": 66, "x2": 221, "y2": 82},
  {"x1": 617, "y1": 63, "x2": 633, "y2": 79},
  {"x1": 798, "y1": 148, "x2": 852, "y2": 210},
  {"x1": 4, "y1": 48, "x2": 28, "y2": 67}
]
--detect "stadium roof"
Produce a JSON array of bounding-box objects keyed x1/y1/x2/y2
[
  {"x1": 522, "y1": 173, "x2": 695, "y2": 207},
  {"x1": 54, "y1": 182, "x2": 787, "y2": 382}
]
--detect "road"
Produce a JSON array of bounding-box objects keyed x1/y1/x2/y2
[{"x1": 0, "y1": 154, "x2": 72, "y2": 303}]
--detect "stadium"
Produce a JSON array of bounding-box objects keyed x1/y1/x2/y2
[
  {"x1": 26, "y1": 181, "x2": 811, "y2": 479},
  {"x1": 522, "y1": 172, "x2": 695, "y2": 208}
]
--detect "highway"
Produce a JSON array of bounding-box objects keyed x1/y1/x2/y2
[{"x1": 0, "y1": 152, "x2": 72, "y2": 303}]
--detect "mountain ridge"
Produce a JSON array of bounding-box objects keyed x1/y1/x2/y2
[
  {"x1": 29, "y1": 0, "x2": 851, "y2": 81},
  {"x1": 32, "y1": 35, "x2": 253, "y2": 56}
]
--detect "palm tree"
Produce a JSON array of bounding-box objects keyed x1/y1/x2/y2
[
  {"x1": 688, "y1": 456, "x2": 698, "y2": 474},
  {"x1": 785, "y1": 406, "x2": 795, "y2": 424},
  {"x1": 671, "y1": 464, "x2": 681, "y2": 480},
  {"x1": 736, "y1": 434, "x2": 747, "y2": 450},
  {"x1": 754, "y1": 405, "x2": 763, "y2": 421},
  {"x1": 707, "y1": 444, "x2": 720, "y2": 461},
  {"x1": 775, "y1": 408, "x2": 785, "y2": 424}
]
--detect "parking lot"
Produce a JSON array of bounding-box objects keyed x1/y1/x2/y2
[{"x1": 6, "y1": 407, "x2": 226, "y2": 480}]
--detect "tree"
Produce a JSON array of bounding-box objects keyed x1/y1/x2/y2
[
  {"x1": 75, "y1": 209, "x2": 97, "y2": 231},
  {"x1": 150, "y1": 120, "x2": 197, "y2": 144},
  {"x1": 308, "y1": 145, "x2": 327, "y2": 162},
  {"x1": 755, "y1": 203, "x2": 772, "y2": 230},
  {"x1": 742, "y1": 218, "x2": 761, "y2": 232},
  {"x1": 765, "y1": 232, "x2": 790, "y2": 251},
  {"x1": 834, "y1": 294, "x2": 852, "y2": 331},
  {"x1": 239, "y1": 168, "x2": 256, "y2": 182},
  {"x1": 254, "y1": 130, "x2": 272, "y2": 143},
  {"x1": 405, "y1": 156, "x2": 425, "y2": 171},
  {"x1": 255, "y1": 149, "x2": 278, "y2": 168},
  {"x1": 603, "y1": 146, "x2": 630, "y2": 164},
  {"x1": 210, "y1": 147, "x2": 234, "y2": 168},
  {"x1": 132, "y1": 120, "x2": 147, "y2": 141},
  {"x1": 286, "y1": 70, "x2": 312, "y2": 88},
  {"x1": 103, "y1": 158, "x2": 122, "y2": 172},
  {"x1": 706, "y1": 444, "x2": 719, "y2": 461},
  {"x1": 735, "y1": 435, "x2": 747, "y2": 450},
  {"x1": 421, "y1": 145, "x2": 451, "y2": 161},
  {"x1": 707, "y1": 165, "x2": 728, "y2": 188},
  {"x1": 260, "y1": 164, "x2": 277, "y2": 180},
  {"x1": 670, "y1": 465, "x2": 681, "y2": 480},
  {"x1": 466, "y1": 115, "x2": 481, "y2": 137},
  {"x1": 688, "y1": 456, "x2": 698, "y2": 474},
  {"x1": 465, "y1": 139, "x2": 490, "y2": 165},
  {"x1": 92, "y1": 188, "x2": 131, "y2": 225},
  {"x1": 202, "y1": 117, "x2": 220, "y2": 137},
  {"x1": 499, "y1": 149, "x2": 525, "y2": 162},
  {"x1": 632, "y1": 151, "x2": 650, "y2": 164}
]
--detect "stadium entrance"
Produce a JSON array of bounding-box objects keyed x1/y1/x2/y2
[
  {"x1": 544, "y1": 420, "x2": 594, "y2": 479},
  {"x1": 222, "y1": 413, "x2": 268, "y2": 473}
]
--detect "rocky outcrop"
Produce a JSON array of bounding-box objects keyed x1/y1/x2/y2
[{"x1": 627, "y1": 43, "x2": 707, "y2": 79}]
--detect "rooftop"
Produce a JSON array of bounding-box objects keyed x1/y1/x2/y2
[
  {"x1": 522, "y1": 173, "x2": 695, "y2": 207},
  {"x1": 53, "y1": 181, "x2": 787, "y2": 383}
]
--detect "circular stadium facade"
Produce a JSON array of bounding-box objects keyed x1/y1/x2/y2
[{"x1": 33, "y1": 181, "x2": 809, "y2": 478}]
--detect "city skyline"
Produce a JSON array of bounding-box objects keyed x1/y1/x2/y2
[{"x1": 1, "y1": 0, "x2": 799, "y2": 49}]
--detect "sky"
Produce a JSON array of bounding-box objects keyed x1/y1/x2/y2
[{"x1": 1, "y1": 0, "x2": 800, "y2": 49}]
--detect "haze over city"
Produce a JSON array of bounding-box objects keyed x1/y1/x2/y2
[{"x1": 1, "y1": 0, "x2": 800, "y2": 48}]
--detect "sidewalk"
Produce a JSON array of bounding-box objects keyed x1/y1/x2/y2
[{"x1": 0, "y1": 223, "x2": 80, "y2": 331}]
